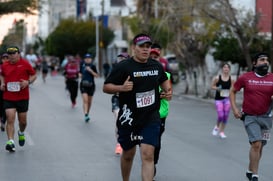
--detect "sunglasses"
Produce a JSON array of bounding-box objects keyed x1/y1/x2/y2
[{"x1": 7, "y1": 52, "x2": 18, "y2": 55}]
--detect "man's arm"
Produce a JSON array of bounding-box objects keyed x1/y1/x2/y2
[
  {"x1": 20, "y1": 74, "x2": 37, "y2": 89},
  {"x1": 0, "y1": 75, "x2": 5, "y2": 91},
  {"x1": 29, "y1": 73, "x2": 37, "y2": 84},
  {"x1": 160, "y1": 79, "x2": 172, "y2": 101},
  {"x1": 103, "y1": 83, "x2": 125, "y2": 94},
  {"x1": 103, "y1": 76, "x2": 133, "y2": 94},
  {"x1": 230, "y1": 86, "x2": 241, "y2": 119}
]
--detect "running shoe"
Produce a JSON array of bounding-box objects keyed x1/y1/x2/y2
[
  {"x1": 115, "y1": 143, "x2": 122, "y2": 155},
  {"x1": 219, "y1": 132, "x2": 227, "y2": 139},
  {"x1": 72, "y1": 103, "x2": 76, "y2": 108},
  {"x1": 246, "y1": 172, "x2": 252, "y2": 181},
  {"x1": 18, "y1": 131, "x2": 25, "y2": 146},
  {"x1": 85, "y1": 115, "x2": 90, "y2": 122},
  {"x1": 211, "y1": 126, "x2": 219, "y2": 136},
  {"x1": 5, "y1": 140, "x2": 15, "y2": 152},
  {"x1": 251, "y1": 176, "x2": 258, "y2": 181}
]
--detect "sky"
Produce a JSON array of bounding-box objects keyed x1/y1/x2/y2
[{"x1": 231, "y1": 0, "x2": 255, "y2": 11}]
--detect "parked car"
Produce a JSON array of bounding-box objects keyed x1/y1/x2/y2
[{"x1": 164, "y1": 54, "x2": 180, "y2": 84}]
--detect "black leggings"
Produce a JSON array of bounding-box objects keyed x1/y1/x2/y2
[
  {"x1": 154, "y1": 117, "x2": 166, "y2": 165},
  {"x1": 66, "y1": 79, "x2": 78, "y2": 104}
]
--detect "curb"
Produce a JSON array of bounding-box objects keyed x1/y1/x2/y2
[{"x1": 172, "y1": 91, "x2": 243, "y2": 106}]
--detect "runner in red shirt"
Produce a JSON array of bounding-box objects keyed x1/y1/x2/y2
[
  {"x1": 151, "y1": 43, "x2": 170, "y2": 72},
  {"x1": 64, "y1": 56, "x2": 80, "y2": 108},
  {"x1": 0, "y1": 46, "x2": 36, "y2": 152},
  {"x1": 230, "y1": 52, "x2": 273, "y2": 181},
  {"x1": 0, "y1": 53, "x2": 9, "y2": 132}
]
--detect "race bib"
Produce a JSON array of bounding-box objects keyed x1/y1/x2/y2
[
  {"x1": 220, "y1": 89, "x2": 230, "y2": 97},
  {"x1": 262, "y1": 130, "x2": 271, "y2": 141},
  {"x1": 136, "y1": 90, "x2": 155, "y2": 108},
  {"x1": 7, "y1": 82, "x2": 20, "y2": 92}
]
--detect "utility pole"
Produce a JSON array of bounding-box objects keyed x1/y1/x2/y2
[
  {"x1": 95, "y1": 15, "x2": 99, "y2": 68},
  {"x1": 154, "y1": 0, "x2": 158, "y2": 18},
  {"x1": 98, "y1": 0, "x2": 105, "y2": 75}
]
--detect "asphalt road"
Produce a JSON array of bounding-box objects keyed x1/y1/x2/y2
[{"x1": 0, "y1": 74, "x2": 272, "y2": 181}]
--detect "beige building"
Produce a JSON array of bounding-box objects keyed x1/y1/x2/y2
[{"x1": 38, "y1": 0, "x2": 77, "y2": 39}]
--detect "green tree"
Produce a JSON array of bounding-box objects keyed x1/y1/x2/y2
[
  {"x1": 202, "y1": 0, "x2": 260, "y2": 71},
  {"x1": 45, "y1": 19, "x2": 114, "y2": 59},
  {"x1": 33, "y1": 36, "x2": 46, "y2": 55},
  {"x1": 129, "y1": 0, "x2": 221, "y2": 96},
  {"x1": 133, "y1": 0, "x2": 265, "y2": 97},
  {"x1": 0, "y1": 0, "x2": 38, "y2": 15},
  {"x1": 123, "y1": 17, "x2": 173, "y2": 49},
  {"x1": 212, "y1": 35, "x2": 271, "y2": 75},
  {"x1": 212, "y1": 37, "x2": 245, "y2": 66},
  {"x1": 1, "y1": 19, "x2": 25, "y2": 51}
]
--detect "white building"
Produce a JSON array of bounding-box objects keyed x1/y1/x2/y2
[
  {"x1": 0, "y1": 13, "x2": 38, "y2": 46},
  {"x1": 38, "y1": 0, "x2": 77, "y2": 39},
  {"x1": 87, "y1": 0, "x2": 136, "y2": 17}
]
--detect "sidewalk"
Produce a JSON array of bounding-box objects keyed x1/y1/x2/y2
[{"x1": 172, "y1": 80, "x2": 244, "y2": 105}]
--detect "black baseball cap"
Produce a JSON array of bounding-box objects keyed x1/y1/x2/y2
[
  {"x1": 253, "y1": 52, "x2": 269, "y2": 62},
  {"x1": 151, "y1": 43, "x2": 162, "y2": 49},
  {"x1": 84, "y1": 53, "x2": 92, "y2": 58},
  {"x1": 117, "y1": 52, "x2": 130, "y2": 58}
]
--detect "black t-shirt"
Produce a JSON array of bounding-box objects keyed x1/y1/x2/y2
[
  {"x1": 215, "y1": 75, "x2": 231, "y2": 100},
  {"x1": 104, "y1": 57, "x2": 168, "y2": 129},
  {"x1": 80, "y1": 63, "x2": 97, "y2": 84}
]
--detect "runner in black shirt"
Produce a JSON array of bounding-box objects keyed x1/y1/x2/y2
[{"x1": 103, "y1": 33, "x2": 172, "y2": 181}]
